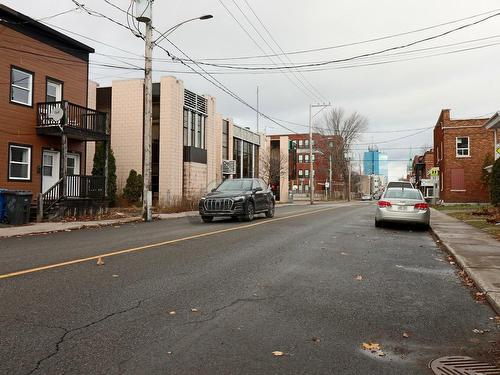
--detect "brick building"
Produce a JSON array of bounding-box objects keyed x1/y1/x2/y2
[
  {"x1": 0, "y1": 5, "x2": 108, "y2": 219},
  {"x1": 433, "y1": 109, "x2": 493, "y2": 203}
]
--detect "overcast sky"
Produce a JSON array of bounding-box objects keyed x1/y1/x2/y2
[{"x1": 8, "y1": 0, "x2": 500, "y2": 180}]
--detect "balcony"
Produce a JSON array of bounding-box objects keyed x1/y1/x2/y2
[{"x1": 37, "y1": 101, "x2": 109, "y2": 141}]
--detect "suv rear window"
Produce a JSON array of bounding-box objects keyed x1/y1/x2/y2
[{"x1": 384, "y1": 189, "x2": 422, "y2": 200}]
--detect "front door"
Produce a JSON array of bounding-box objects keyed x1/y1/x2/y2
[
  {"x1": 42, "y1": 150, "x2": 60, "y2": 193},
  {"x1": 66, "y1": 153, "x2": 81, "y2": 197}
]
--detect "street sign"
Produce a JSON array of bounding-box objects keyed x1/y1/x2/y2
[
  {"x1": 325, "y1": 182, "x2": 330, "y2": 188},
  {"x1": 496, "y1": 146, "x2": 500, "y2": 155},
  {"x1": 428, "y1": 167, "x2": 439, "y2": 177}
]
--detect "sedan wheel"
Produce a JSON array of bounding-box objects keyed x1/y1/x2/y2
[{"x1": 242, "y1": 202, "x2": 255, "y2": 222}]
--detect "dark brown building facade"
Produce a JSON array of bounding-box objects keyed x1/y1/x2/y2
[{"x1": 0, "y1": 5, "x2": 107, "y2": 204}]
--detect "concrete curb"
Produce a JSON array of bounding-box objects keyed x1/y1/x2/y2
[
  {"x1": 429, "y1": 209, "x2": 500, "y2": 315},
  {"x1": 0, "y1": 217, "x2": 141, "y2": 239}
]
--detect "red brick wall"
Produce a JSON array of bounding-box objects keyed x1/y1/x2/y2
[
  {"x1": 433, "y1": 110, "x2": 493, "y2": 203},
  {"x1": 0, "y1": 25, "x2": 89, "y2": 196}
]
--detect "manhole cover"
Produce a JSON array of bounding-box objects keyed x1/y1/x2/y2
[{"x1": 429, "y1": 356, "x2": 500, "y2": 374}]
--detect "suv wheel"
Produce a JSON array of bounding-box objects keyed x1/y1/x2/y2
[
  {"x1": 241, "y1": 202, "x2": 255, "y2": 222},
  {"x1": 201, "y1": 216, "x2": 214, "y2": 223},
  {"x1": 265, "y1": 202, "x2": 275, "y2": 218}
]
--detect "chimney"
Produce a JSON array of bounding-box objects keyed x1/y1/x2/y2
[{"x1": 441, "y1": 109, "x2": 450, "y2": 122}]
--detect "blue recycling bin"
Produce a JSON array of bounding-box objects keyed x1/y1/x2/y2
[{"x1": 0, "y1": 189, "x2": 6, "y2": 223}]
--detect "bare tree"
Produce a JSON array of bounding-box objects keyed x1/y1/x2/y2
[
  {"x1": 315, "y1": 107, "x2": 368, "y2": 199},
  {"x1": 259, "y1": 148, "x2": 288, "y2": 187}
]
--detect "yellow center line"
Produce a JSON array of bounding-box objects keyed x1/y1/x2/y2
[{"x1": 0, "y1": 205, "x2": 342, "y2": 281}]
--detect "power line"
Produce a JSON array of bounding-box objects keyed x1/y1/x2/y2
[
  {"x1": 241, "y1": 0, "x2": 327, "y2": 102},
  {"x1": 217, "y1": 0, "x2": 319, "y2": 102},
  {"x1": 187, "y1": 7, "x2": 500, "y2": 61},
  {"x1": 195, "y1": 11, "x2": 500, "y2": 71}
]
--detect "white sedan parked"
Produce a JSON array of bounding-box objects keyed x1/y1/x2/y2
[{"x1": 375, "y1": 188, "x2": 430, "y2": 229}]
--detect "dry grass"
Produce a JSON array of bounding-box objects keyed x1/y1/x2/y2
[
  {"x1": 443, "y1": 208, "x2": 500, "y2": 240},
  {"x1": 155, "y1": 196, "x2": 200, "y2": 214}
]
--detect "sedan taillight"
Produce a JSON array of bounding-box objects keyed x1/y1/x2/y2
[
  {"x1": 414, "y1": 203, "x2": 429, "y2": 210},
  {"x1": 378, "y1": 200, "x2": 392, "y2": 208}
]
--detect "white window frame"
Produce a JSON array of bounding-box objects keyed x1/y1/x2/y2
[
  {"x1": 298, "y1": 154, "x2": 303, "y2": 163},
  {"x1": 11, "y1": 67, "x2": 33, "y2": 106},
  {"x1": 9, "y1": 145, "x2": 31, "y2": 180},
  {"x1": 456, "y1": 137, "x2": 470, "y2": 157},
  {"x1": 305, "y1": 169, "x2": 310, "y2": 177},
  {"x1": 298, "y1": 169, "x2": 303, "y2": 177}
]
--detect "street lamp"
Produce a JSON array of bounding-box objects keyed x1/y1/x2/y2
[
  {"x1": 134, "y1": 0, "x2": 213, "y2": 221},
  {"x1": 154, "y1": 15, "x2": 213, "y2": 45}
]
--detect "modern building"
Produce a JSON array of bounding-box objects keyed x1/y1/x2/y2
[
  {"x1": 433, "y1": 109, "x2": 494, "y2": 203},
  {"x1": 92, "y1": 76, "x2": 262, "y2": 205},
  {"x1": 0, "y1": 4, "x2": 108, "y2": 219},
  {"x1": 363, "y1": 147, "x2": 388, "y2": 178}
]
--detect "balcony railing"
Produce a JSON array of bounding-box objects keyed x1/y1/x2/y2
[{"x1": 37, "y1": 101, "x2": 108, "y2": 140}]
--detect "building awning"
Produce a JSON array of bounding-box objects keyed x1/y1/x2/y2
[{"x1": 484, "y1": 111, "x2": 500, "y2": 129}]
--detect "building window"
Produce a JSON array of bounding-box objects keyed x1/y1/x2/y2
[
  {"x1": 67, "y1": 157, "x2": 76, "y2": 175},
  {"x1": 304, "y1": 139, "x2": 310, "y2": 148},
  {"x1": 46, "y1": 79, "x2": 62, "y2": 102},
  {"x1": 456, "y1": 137, "x2": 469, "y2": 157},
  {"x1": 183, "y1": 109, "x2": 189, "y2": 146},
  {"x1": 304, "y1": 154, "x2": 310, "y2": 163},
  {"x1": 298, "y1": 139, "x2": 303, "y2": 148},
  {"x1": 298, "y1": 169, "x2": 303, "y2": 177},
  {"x1": 10, "y1": 67, "x2": 33, "y2": 106},
  {"x1": 298, "y1": 154, "x2": 303, "y2": 163},
  {"x1": 312, "y1": 154, "x2": 315, "y2": 162},
  {"x1": 9, "y1": 144, "x2": 31, "y2": 180},
  {"x1": 42, "y1": 154, "x2": 53, "y2": 176},
  {"x1": 222, "y1": 120, "x2": 229, "y2": 160},
  {"x1": 328, "y1": 141, "x2": 334, "y2": 148},
  {"x1": 305, "y1": 169, "x2": 309, "y2": 177}
]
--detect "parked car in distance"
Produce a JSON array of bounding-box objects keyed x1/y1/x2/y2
[
  {"x1": 361, "y1": 194, "x2": 372, "y2": 201},
  {"x1": 375, "y1": 187, "x2": 430, "y2": 229},
  {"x1": 372, "y1": 192, "x2": 381, "y2": 200},
  {"x1": 386, "y1": 181, "x2": 414, "y2": 189},
  {"x1": 199, "y1": 178, "x2": 275, "y2": 223}
]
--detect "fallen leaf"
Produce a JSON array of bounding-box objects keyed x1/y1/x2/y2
[
  {"x1": 112, "y1": 274, "x2": 119, "y2": 277},
  {"x1": 378, "y1": 351, "x2": 386, "y2": 357},
  {"x1": 169, "y1": 311, "x2": 176, "y2": 315},
  {"x1": 272, "y1": 351, "x2": 284, "y2": 356},
  {"x1": 403, "y1": 332, "x2": 409, "y2": 338},
  {"x1": 340, "y1": 252, "x2": 348, "y2": 255},
  {"x1": 96, "y1": 257, "x2": 105, "y2": 266},
  {"x1": 472, "y1": 329, "x2": 484, "y2": 334},
  {"x1": 311, "y1": 336, "x2": 321, "y2": 342},
  {"x1": 354, "y1": 275, "x2": 363, "y2": 281},
  {"x1": 449, "y1": 261, "x2": 455, "y2": 265},
  {"x1": 191, "y1": 308, "x2": 199, "y2": 313},
  {"x1": 362, "y1": 342, "x2": 381, "y2": 351},
  {"x1": 167, "y1": 351, "x2": 172, "y2": 355}
]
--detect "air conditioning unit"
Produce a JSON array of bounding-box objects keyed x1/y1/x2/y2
[{"x1": 222, "y1": 160, "x2": 236, "y2": 175}]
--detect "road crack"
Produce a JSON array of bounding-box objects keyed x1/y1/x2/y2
[{"x1": 25, "y1": 297, "x2": 151, "y2": 375}]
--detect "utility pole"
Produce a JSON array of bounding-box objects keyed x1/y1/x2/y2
[
  {"x1": 329, "y1": 154, "x2": 332, "y2": 200},
  {"x1": 347, "y1": 158, "x2": 352, "y2": 202},
  {"x1": 135, "y1": 0, "x2": 153, "y2": 222},
  {"x1": 308, "y1": 103, "x2": 331, "y2": 205}
]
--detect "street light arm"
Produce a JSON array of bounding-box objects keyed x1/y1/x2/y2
[{"x1": 153, "y1": 15, "x2": 213, "y2": 45}]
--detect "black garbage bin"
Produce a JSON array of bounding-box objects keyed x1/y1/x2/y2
[{"x1": 4, "y1": 190, "x2": 32, "y2": 225}]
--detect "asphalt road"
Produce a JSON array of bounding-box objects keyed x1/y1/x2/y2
[{"x1": 0, "y1": 202, "x2": 498, "y2": 375}]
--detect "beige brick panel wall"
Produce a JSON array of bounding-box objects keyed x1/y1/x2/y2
[
  {"x1": 110, "y1": 79, "x2": 144, "y2": 193},
  {"x1": 214, "y1": 113, "x2": 223, "y2": 183},
  {"x1": 205, "y1": 96, "x2": 217, "y2": 190},
  {"x1": 159, "y1": 76, "x2": 183, "y2": 203},
  {"x1": 183, "y1": 162, "x2": 208, "y2": 199}
]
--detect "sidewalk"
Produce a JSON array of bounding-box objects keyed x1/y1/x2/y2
[{"x1": 430, "y1": 208, "x2": 500, "y2": 315}]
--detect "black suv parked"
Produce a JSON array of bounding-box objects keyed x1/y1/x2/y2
[{"x1": 199, "y1": 178, "x2": 275, "y2": 222}]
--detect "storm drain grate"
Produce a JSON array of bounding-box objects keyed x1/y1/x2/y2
[{"x1": 429, "y1": 356, "x2": 500, "y2": 374}]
